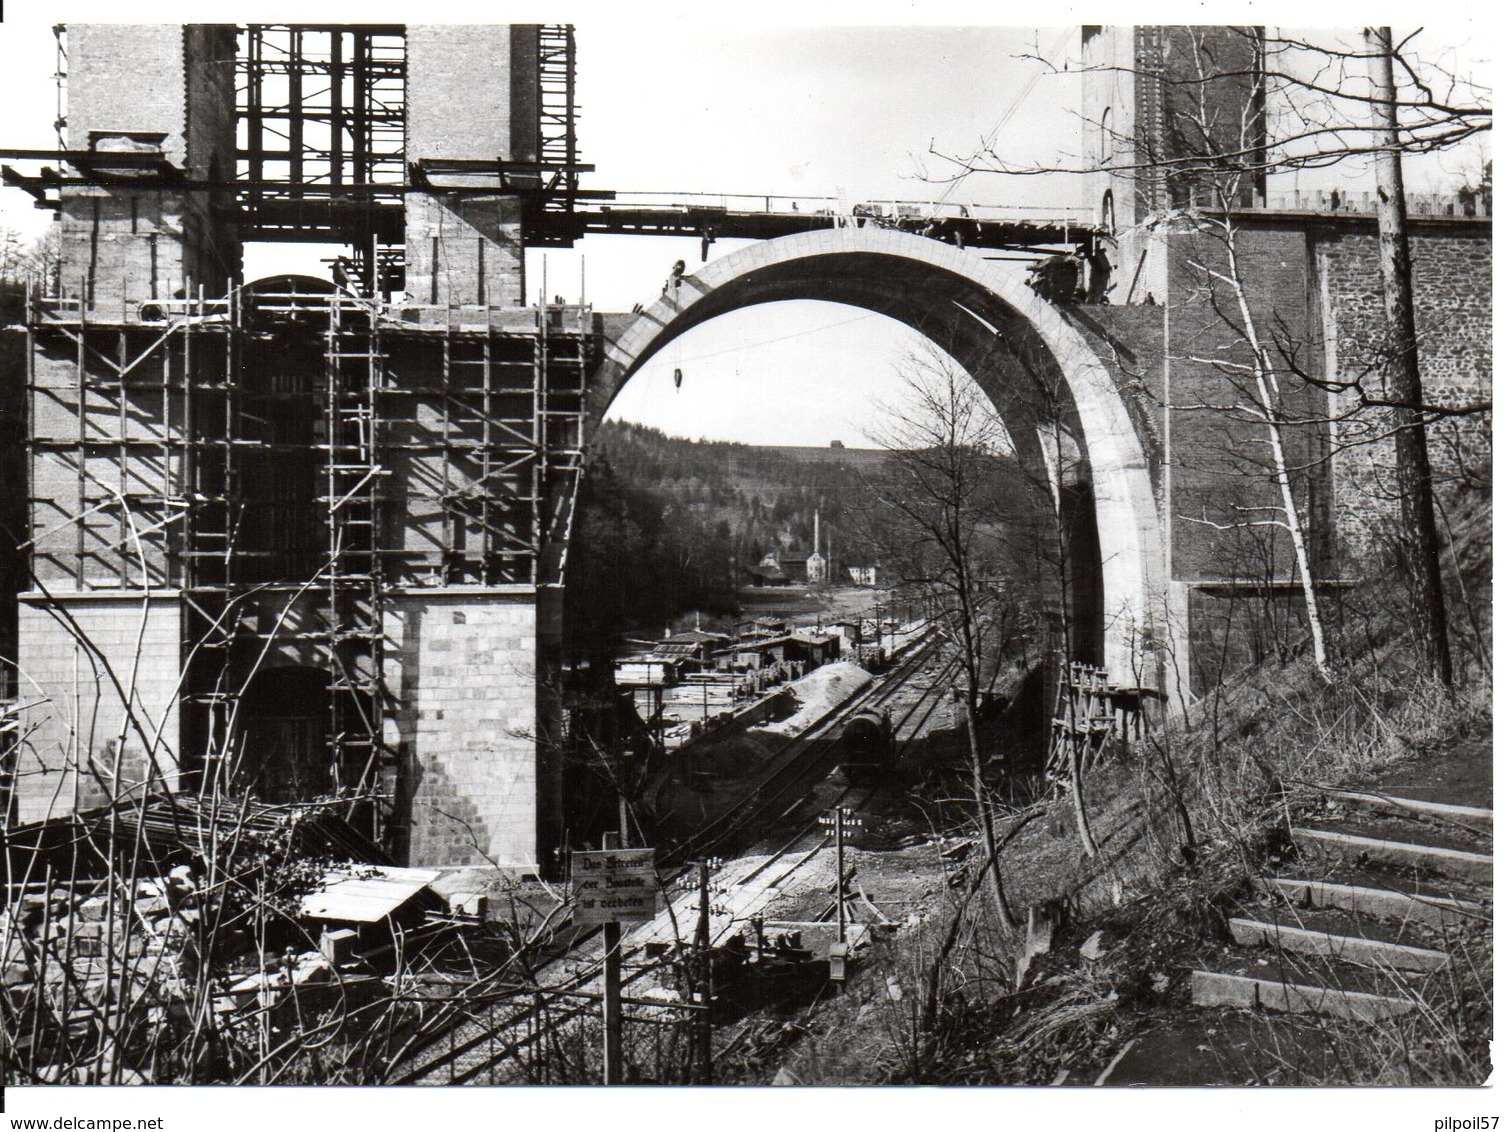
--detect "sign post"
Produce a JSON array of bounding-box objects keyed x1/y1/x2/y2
[{"x1": 573, "y1": 840, "x2": 657, "y2": 1084}]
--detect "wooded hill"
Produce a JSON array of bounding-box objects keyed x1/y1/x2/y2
[
  {"x1": 562, "y1": 421, "x2": 1045, "y2": 667},
  {"x1": 563, "y1": 422, "x2": 888, "y2": 665}
]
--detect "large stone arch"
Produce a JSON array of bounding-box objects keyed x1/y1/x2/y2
[{"x1": 577, "y1": 228, "x2": 1165, "y2": 688}]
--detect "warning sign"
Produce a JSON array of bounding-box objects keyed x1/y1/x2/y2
[{"x1": 571, "y1": 848, "x2": 658, "y2": 925}]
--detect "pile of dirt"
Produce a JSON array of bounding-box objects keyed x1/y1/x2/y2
[{"x1": 754, "y1": 662, "x2": 872, "y2": 737}]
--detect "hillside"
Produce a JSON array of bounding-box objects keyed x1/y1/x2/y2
[
  {"x1": 585, "y1": 421, "x2": 892, "y2": 568},
  {"x1": 737, "y1": 468, "x2": 1493, "y2": 1086},
  {"x1": 564, "y1": 420, "x2": 1046, "y2": 666},
  {"x1": 564, "y1": 423, "x2": 910, "y2": 666}
]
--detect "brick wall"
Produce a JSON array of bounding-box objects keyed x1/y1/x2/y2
[
  {"x1": 12, "y1": 593, "x2": 183, "y2": 822},
  {"x1": 1161, "y1": 223, "x2": 1330, "y2": 585},
  {"x1": 59, "y1": 25, "x2": 239, "y2": 314},
  {"x1": 406, "y1": 25, "x2": 519, "y2": 163},
  {"x1": 1184, "y1": 584, "x2": 1350, "y2": 696},
  {"x1": 386, "y1": 590, "x2": 542, "y2": 869},
  {"x1": 403, "y1": 25, "x2": 534, "y2": 310},
  {"x1": 1106, "y1": 212, "x2": 1488, "y2": 695}
]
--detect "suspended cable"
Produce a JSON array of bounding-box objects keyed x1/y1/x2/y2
[
  {"x1": 642, "y1": 309, "x2": 885, "y2": 369},
  {"x1": 929, "y1": 27, "x2": 1075, "y2": 219}
]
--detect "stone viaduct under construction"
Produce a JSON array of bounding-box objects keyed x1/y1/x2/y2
[{"x1": 0, "y1": 25, "x2": 1490, "y2": 872}]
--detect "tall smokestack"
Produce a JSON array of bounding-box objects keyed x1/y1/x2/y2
[{"x1": 813, "y1": 508, "x2": 820, "y2": 554}]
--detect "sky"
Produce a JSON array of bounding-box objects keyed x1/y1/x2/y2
[
  {"x1": 566, "y1": 23, "x2": 1088, "y2": 445},
  {"x1": 0, "y1": 9, "x2": 1492, "y2": 448}
]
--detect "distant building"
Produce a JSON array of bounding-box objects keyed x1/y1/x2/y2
[
  {"x1": 758, "y1": 509, "x2": 831, "y2": 584},
  {"x1": 746, "y1": 563, "x2": 787, "y2": 587},
  {"x1": 847, "y1": 564, "x2": 879, "y2": 586},
  {"x1": 614, "y1": 655, "x2": 683, "y2": 688},
  {"x1": 756, "y1": 633, "x2": 841, "y2": 670},
  {"x1": 784, "y1": 633, "x2": 841, "y2": 668},
  {"x1": 738, "y1": 616, "x2": 788, "y2": 639},
  {"x1": 820, "y1": 621, "x2": 861, "y2": 646},
  {"x1": 623, "y1": 629, "x2": 731, "y2": 665},
  {"x1": 613, "y1": 641, "x2": 706, "y2": 687}
]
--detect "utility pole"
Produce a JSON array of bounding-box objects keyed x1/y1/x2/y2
[
  {"x1": 618, "y1": 742, "x2": 632, "y2": 841},
  {"x1": 835, "y1": 806, "x2": 847, "y2": 947},
  {"x1": 1365, "y1": 25, "x2": 1454, "y2": 689},
  {"x1": 601, "y1": 831, "x2": 622, "y2": 1086},
  {"x1": 694, "y1": 858, "x2": 714, "y2": 1084}
]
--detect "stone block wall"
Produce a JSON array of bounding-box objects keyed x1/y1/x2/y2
[
  {"x1": 402, "y1": 194, "x2": 526, "y2": 311},
  {"x1": 386, "y1": 589, "x2": 542, "y2": 870},
  {"x1": 12, "y1": 594, "x2": 183, "y2": 822},
  {"x1": 403, "y1": 24, "x2": 539, "y2": 310},
  {"x1": 1316, "y1": 224, "x2": 1492, "y2": 563}
]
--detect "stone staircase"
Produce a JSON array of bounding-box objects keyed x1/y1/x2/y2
[{"x1": 1191, "y1": 783, "x2": 1492, "y2": 1025}]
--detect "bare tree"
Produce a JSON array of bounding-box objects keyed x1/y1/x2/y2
[
  {"x1": 866, "y1": 343, "x2": 1030, "y2": 930},
  {"x1": 940, "y1": 27, "x2": 1490, "y2": 191},
  {"x1": 936, "y1": 25, "x2": 1490, "y2": 689},
  {"x1": 0, "y1": 228, "x2": 27, "y2": 284},
  {"x1": 1365, "y1": 25, "x2": 1455, "y2": 688},
  {"x1": 1166, "y1": 203, "x2": 1334, "y2": 681}
]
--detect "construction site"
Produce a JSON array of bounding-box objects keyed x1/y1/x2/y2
[
  {"x1": 0, "y1": 24, "x2": 1105, "y2": 870},
  {"x1": 0, "y1": 21, "x2": 1492, "y2": 1095},
  {"x1": 1, "y1": 26, "x2": 609, "y2": 867}
]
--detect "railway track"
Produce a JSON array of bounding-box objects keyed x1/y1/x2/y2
[
  {"x1": 670, "y1": 631, "x2": 945, "y2": 864},
  {"x1": 392, "y1": 636, "x2": 962, "y2": 1084},
  {"x1": 729, "y1": 649, "x2": 962, "y2": 891}
]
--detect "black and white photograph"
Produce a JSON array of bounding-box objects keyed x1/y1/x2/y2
[{"x1": 0, "y1": 2, "x2": 1493, "y2": 1117}]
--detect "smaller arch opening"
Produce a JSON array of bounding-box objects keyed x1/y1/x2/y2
[{"x1": 242, "y1": 273, "x2": 344, "y2": 326}]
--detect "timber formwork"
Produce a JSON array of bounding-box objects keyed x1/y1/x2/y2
[{"x1": 24, "y1": 280, "x2": 597, "y2": 848}]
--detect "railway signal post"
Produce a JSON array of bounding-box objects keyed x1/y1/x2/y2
[{"x1": 820, "y1": 806, "x2": 864, "y2": 982}]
